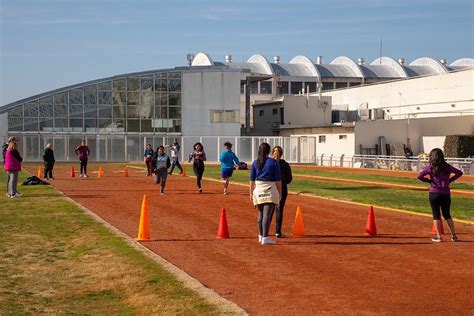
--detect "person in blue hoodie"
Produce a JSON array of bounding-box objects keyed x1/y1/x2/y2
[
  {"x1": 144, "y1": 144, "x2": 154, "y2": 176},
  {"x1": 219, "y1": 142, "x2": 240, "y2": 195}
]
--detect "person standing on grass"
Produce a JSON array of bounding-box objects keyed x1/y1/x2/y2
[
  {"x1": 144, "y1": 144, "x2": 154, "y2": 177},
  {"x1": 417, "y1": 148, "x2": 463, "y2": 242},
  {"x1": 272, "y1": 146, "x2": 292, "y2": 238},
  {"x1": 219, "y1": 142, "x2": 240, "y2": 195},
  {"x1": 152, "y1": 145, "x2": 170, "y2": 195},
  {"x1": 249, "y1": 143, "x2": 281, "y2": 245},
  {"x1": 43, "y1": 143, "x2": 55, "y2": 181},
  {"x1": 188, "y1": 142, "x2": 206, "y2": 193},
  {"x1": 4, "y1": 140, "x2": 23, "y2": 199},
  {"x1": 167, "y1": 138, "x2": 183, "y2": 175},
  {"x1": 74, "y1": 140, "x2": 90, "y2": 178}
]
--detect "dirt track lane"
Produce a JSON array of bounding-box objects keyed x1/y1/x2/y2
[{"x1": 49, "y1": 165, "x2": 474, "y2": 315}]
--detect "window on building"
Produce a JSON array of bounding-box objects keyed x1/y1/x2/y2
[
  {"x1": 290, "y1": 82, "x2": 303, "y2": 94},
  {"x1": 335, "y1": 82, "x2": 347, "y2": 89},
  {"x1": 349, "y1": 82, "x2": 361, "y2": 87},
  {"x1": 277, "y1": 81, "x2": 289, "y2": 95},
  {"x1": 322, "y1": 82, "x2": 334, "y2": 91},
  {"x1": 210, "y1": 110, "x2": 240, "y2": 123},
  {"x1": 259, "y1": 110, "x2": 264, "y2": 116},
  {"x1": 339, "y1": 135, "x2": 347, "y2": 140},
  {"x1": 240, "y1": 84, "x2": 245, "y2": 94},
  {"x1": 250, "y1": 82, "x2": 258, "y2": 94},
  {"x1": 305, "y1": 82, "x2": 317, "y2": 93},
  {"x1": 319, "y1": 135, "x2": 326, "y2": 143},
  {"x1": 260, "y1": 81, "x2": 272, "y2": 94},
  {"x1": 272, "y1": 108, "x2": 278, "y2": 115}
]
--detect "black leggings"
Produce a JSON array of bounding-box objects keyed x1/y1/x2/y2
[
  {"x1": 43, "y1": 162, "x2": 54, "y2": 179},
  {"x1": 80, "y1": 158, "x2": 88, "y2": 175},
  {"x1": 193, "y1": 163, "x2": 205, "y2": 189},
  {"x1": 275, "y1": 185, "x2": 288, "y2": 235},
  {"x1": 429, "y1": 192, "x2": 451, "y2": 220}
]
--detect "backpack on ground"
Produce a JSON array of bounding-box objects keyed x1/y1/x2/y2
[{"x1": 22, "y1": 176, "x2": 49, "y2": 185}]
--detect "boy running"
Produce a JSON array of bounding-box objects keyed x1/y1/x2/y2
[{"x1": 219, "y1": 142, "x2": 240, "y2": 195}]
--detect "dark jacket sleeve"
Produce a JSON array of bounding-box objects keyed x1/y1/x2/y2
[
  {"x1": 285, "y1": 162, "x2": 292, "y2": 184},
  {"x1": 11, "y1": 149, "x2": 23, "y2": 162}
]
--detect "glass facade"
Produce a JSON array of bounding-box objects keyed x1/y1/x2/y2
[{"x1": 7, "y1": 71, "x2": 182, "y2": 134}]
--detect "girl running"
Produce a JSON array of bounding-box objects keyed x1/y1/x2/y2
[
  {"x1": 144, "y1": 144, "x2": 154, "y2": 176},
  {"x1": 219, "y1": 142, "x2": 240, "y2": 195},
  {"x1": 272, "y1": 146, "x2": 292, "y2": 238},
  {"x1": 249, "y1": 143, "x2": 281, "y2": 245},
  {"x1": 152, "y1": 145, "x2": 170, "y2": 195},
  {"x1": 188, "y1": 142, "x2": 206, "y2": 193},
  {"x1": 417, "y1": 148, "x2": 463, "y2": 242}
]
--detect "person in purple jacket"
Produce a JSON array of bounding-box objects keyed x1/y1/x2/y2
[
  {"x1": 75, "y1": 140, "x2": 90, "y2": 178},
  {"x1": 417, "y1": 148, "x2": 463, "y2": 242}
]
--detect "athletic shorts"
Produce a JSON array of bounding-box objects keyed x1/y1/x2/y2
[{"x1": 221, "y1": 168, "x2": 234, "y2": 179}]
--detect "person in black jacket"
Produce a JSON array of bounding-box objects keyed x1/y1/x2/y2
[
  {"x1": 272, "y1": 146, "x2": 292, "y2": 238},
  {"x1": 43, "y1": 143, "x2": 55, "y2": 180}
]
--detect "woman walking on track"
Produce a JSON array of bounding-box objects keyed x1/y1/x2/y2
[
  {"x1": 75, "y1": 140, "x2": 90, "y2": 178},
  {"x1": 219, "y1": 142, "x2": 240, "y2": 195},
  {"x1": 4, "y1": 139, "x2": 23, "y2": 198},
  {"x1": 189, "y1": 142, "x2": 206, "y2": 193},
  {"x1": 144, "y1": 144, "x2": 154, "y2": 176},
  {"x1": 272, "y1": 146, "x2": 292, "y2": 238},
  {"x1": 152, "y1": 145, "x2": 170, "y2": 195},
  {"x1": 417, "y1": 148, "x2": 463, "y2": 242},
  {"x1": 168, "y1": 138, "x2": 183, "y2": 175},
  {"x1": 43, "y1": 143, "x2": 55, "y2": 180},
  {"x1": 249, "y1": 143, "x2": 281, "y2": 245}
]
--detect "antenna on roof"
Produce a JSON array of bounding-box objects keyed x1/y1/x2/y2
[{"x1": 379, "y1": 34, "x2": 383, "y2": 65}]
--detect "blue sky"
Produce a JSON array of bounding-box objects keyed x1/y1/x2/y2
[{"x1": 1, "y1": 0, "x2": 473, "y2": 105}]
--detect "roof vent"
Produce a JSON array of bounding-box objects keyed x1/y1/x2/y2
[
  {"x1": 274, "y1": 56, "x2": 280, "y2": 64},
  {"x1": 440, "y1": 58, "x2": 448, "y2": 65},
  {"x1": 186, "y1": 53, "x2": 194, "y2": 67},
  {"x1": 316, "y1": 56, "x2": 323, "y2": 65},
  {"x1": 398, "y1": 58, "x2": 405, "y2": 65},
  {"x1": 225, "y1": 54, "x2": 232, "y2": 63},
  {"x1": 357, "y1": 57, "x2": 365, "y2": 65}
]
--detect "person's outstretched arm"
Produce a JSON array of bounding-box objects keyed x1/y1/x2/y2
[
  {"x1": 449, "y1": 165, "x2": 463, "y2": 183},
  {"x1": 417, "y1": 166, "x2": 432, "y2": 183}
]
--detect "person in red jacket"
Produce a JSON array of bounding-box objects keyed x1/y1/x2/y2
[
  {"x1": 75, "y1": 140, "x2": 90, "y2": 178},
  {"x1": 4, "y1": 139, "x2": 23, "y2": 198}
]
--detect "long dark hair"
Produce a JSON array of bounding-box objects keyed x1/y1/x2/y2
[
  {"x1": 257, "y1": 143, "x2": 271, "y2": 169},
  {"x1": 193, "y1": 142, "x2": 204, "y2": 151},
  {"x1": 429, "y1": 148, "x2": 449, "y2": 175}
]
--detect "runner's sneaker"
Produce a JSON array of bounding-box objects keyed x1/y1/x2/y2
[
  {"x1": 261, "y1": 237, "x2": 276, "y2": 245},
  {"x1": 451, "y1": 235, "x2": 459, "y2": 242},
  {"x1": 431, "y1": 236, "x2": 442, "y2": 243},
  {"x1": 224, "y1": 189, "x2": 228, "y2": 195},
  {"x1": 15, "y1": 192, "x2": 22, "y2": 197},
  {"x1": 10, "y1": 194, "x2": 19, "y2": 199},
  {"x1": 276, "y1": 233, "x2": 287, "y2": 238},
  {"x1": 198, "y1": 188, "x2": 202, "y2": 193}
]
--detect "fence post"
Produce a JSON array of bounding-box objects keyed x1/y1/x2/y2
[
  {"x1": 340, "y1": 154, "x2": 344, "y2": 167},
  {"x1": 351, "y1": 155, "x2": 355, "y2": 168},
  {"x1": 321, "y1": 153, "x2": 324, "y2": 166},
  {"x1": 251, "y1": 137, "x2": 255, "y2": 161},
  {"x1": 330, "y1": 154, "x2": 333, "y2": 166}
]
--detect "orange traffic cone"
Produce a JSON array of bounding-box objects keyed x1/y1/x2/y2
[
  {"x1": 293, "y1": 206, "x2": 305, "y2": 237},
  {"x1": 124, "y1": 166, "x2": 129, "y2": 177},
  {"x1": 70, "y1": 166, "x2": 76, "y2": 177},
  {"x1": 137, "y1": 195, "x2": 151, "y2": 241},
  {"x1": 37, "y1": 166, "x2": 43, "y2": 178},
  {"x1": 431, "y1": 220, "x2": 445, "y2": 235},
  {"x1": 182, "y1": 165, "x2": 187, "y2": 177},
  {"x1": 217, "y1": 208, "x2": 230, "y2": 239},
  {"x1": 365, "y1": 206, "x2": 377, "y2": 236},
  {"x1": 97, "y1": 166, "x2": 103, "y2": 178}
]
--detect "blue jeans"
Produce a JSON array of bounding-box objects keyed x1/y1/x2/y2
[{"x1": 169, "y1": 157, "x2": 183, "y2": 174}]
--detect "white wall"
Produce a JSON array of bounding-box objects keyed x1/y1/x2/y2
[
  {"x1": 314, "y1": 133, "x2": 355, "y2": 156},
  {"x1": 182, "y1": 70, "x2": 241, "y2": 136},
  {"x1": 282, "y1": 95, "x2": 332, "y2": 127},
  {"x1": 324, "y1": 69, "x2": 474, "y2": 119},
  {"x1": 354, "y1": 116, "x2": 474, "y2": 155},
  {"x1": 422, "y1": 136, "x2": 446, "y2": 153}
]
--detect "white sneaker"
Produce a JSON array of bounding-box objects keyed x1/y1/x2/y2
[
  {"x1": 258, "y1": 235, "x2": 262, "y2": 242},
  {"x1": 10, "y1": 194, "x2": 19, "y2": 199},
  {"x1": 15, "y1": 192, "x2": 22, "y2": 197},
  {"x1": 261, "y1": 237, "x2": 276, "y2": 245},
  {"x1": 6, "y1": 193, "x2": 11, "y2": 198}
]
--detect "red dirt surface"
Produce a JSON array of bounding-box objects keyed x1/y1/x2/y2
[
  {"x1": 297, "y1": 165, "x2": 474, "y2": 184},
  {"x1": 47, "y1": 165, "x2": 474, "y2": 315}
]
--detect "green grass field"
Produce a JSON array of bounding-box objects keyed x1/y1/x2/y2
[
  {"x1": 290, "y1": 167, "x2": 474, "y2": 191},
  {"x1": 195, "y1": 165, "x2": 474, "y2": 221},
  {"x1": 0, "y1": 171, "x2": 220, "y2": 314}
]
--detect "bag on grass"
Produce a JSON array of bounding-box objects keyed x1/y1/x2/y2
[
  {"x1": 22, "y1": 176, "x2": 49, "y2": 185},
  {"x1": 237, "y1": 162, "x2": 248, "y2": 170}
]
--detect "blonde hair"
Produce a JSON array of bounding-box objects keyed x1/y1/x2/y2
[
  {"x1": 272, "y1": 146, "x2": 283, "y2": 160},
  {"x1": 8, "y1": 141, "x2": 17, "y2": 150}
]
